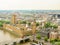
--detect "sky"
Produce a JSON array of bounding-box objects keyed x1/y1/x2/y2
[{"x1": 0, "y1": 0, "x2": 60, "y2": 10}]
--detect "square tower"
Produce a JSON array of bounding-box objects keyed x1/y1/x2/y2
[{"x1": 11, "y1": 14, "x2": 16, "y2": 24}]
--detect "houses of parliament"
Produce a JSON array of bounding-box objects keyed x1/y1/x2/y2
[{"x1": 3, "y1": 14, "x2": 36, "y2": 38}]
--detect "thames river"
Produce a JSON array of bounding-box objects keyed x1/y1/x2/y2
[{"x1": 0, "y1": 30, "x2": 18, "y2": 42}]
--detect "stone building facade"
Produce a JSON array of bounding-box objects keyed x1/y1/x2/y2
[
  {"x1": 3, "y1": 14, "x2": 36, "y2": 38},
  {"x1": 49, "y1": 31, "x2": 60, "y2": 40}
]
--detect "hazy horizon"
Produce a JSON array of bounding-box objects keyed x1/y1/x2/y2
[{"x1": 0, "y1": 0, "x2": 60, "y2": 10}]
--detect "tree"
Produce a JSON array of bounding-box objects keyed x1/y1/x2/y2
[
  {"x1": 54, "y1": 39, "x2": 58, "y2": 42},
  {"x1": 44, "y1": 37, "x2": 48, "y2": 41},
  {"x1": 28, "y1": 22, "x2": 31, "y2": 26},
  {"x1": 53, "y1": 25, "x2": 58, "y2": 29},
  {"x1": 50, "y1": 39, "x2": 55, "y2": 43},
  {"x1": 55, "y1": 42, "x2": 60, "y2": 45},
  {"x1": 44, "y1": 22, "x2": 51, "y2": 28},
  {"x1": 5, "y1": 21, "x2": 10, "y2": 24},
  {"x1": 0, "y1": 22, "x2": 3, "y2": 27},
  {"x1": 20, "y1": 21, "x2": 27, "y2": 24},
  {"x1": 36, "y1": 34, "x2": 41, "y2": 39},
  {"x1": 44, "y1": 22, "x2": 58, "y2": 29},
  {"x1": 0, "y1": 20, "x2": 10, "y2": 27},
  {"x1": 36, "y1": 22, "x2": 39, "y2": 26}
]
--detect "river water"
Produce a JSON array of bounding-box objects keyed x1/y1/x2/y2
[{"x1": 0, "y1": 30, "x2": 18, "y2": 42}]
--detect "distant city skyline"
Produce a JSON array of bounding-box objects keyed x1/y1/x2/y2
[{"x1": 0, "y1": 0, "x2": 60, "y2": 10}]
